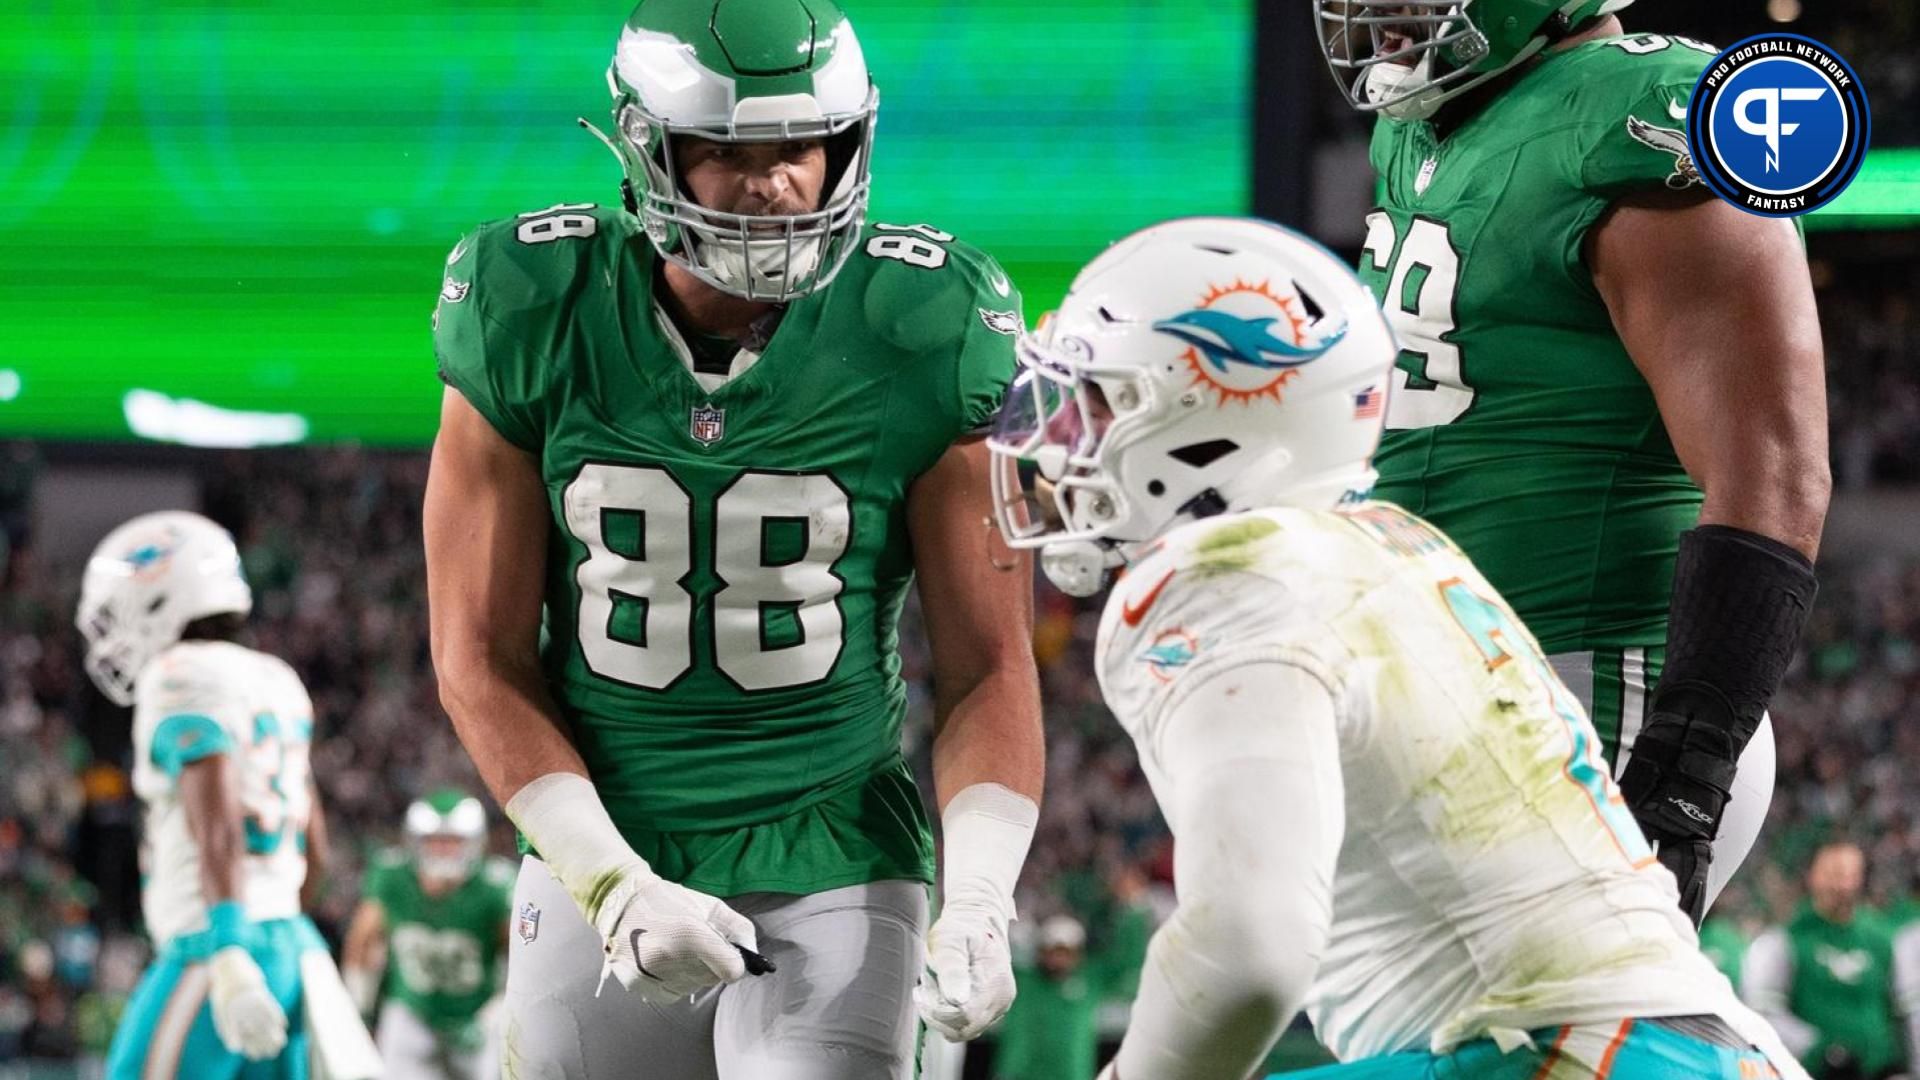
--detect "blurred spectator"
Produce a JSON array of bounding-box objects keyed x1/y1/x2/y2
[
  {"x1": 1699, "y1": 914, "x2": 1751, "y2": 988},
  {"x1": 993, "y1": 888, "x2": 1152, "y2": 1080},
  {"x1": 1743, "y1": 841, "x2": 1910, "y2": 1079}
]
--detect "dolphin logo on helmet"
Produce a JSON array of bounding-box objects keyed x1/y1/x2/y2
[{"x1": 1152, "y1": 309, "x2": 1349, "y2": 373}]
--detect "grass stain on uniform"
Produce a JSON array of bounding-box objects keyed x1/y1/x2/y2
[{"x1": 1190, "y1": 517, "x2": 1280, "y2": 577}]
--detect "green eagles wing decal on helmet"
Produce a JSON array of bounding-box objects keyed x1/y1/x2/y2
[
  {"x1": 582, "y1": 0, "x2": 877, "y2": 303},
  {"x1": 405, "y1": 788, "x2": 487, "y2": 881},
  {"x1": 1317, "y1": 0, "x2": 1636, "y2": 120}
]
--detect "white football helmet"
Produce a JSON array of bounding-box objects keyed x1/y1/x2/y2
[
  {"x1": 406, "y1": 789, "x2": 488, "y2": 884},
  {"x1": 988, "y1": 217, "x2": 1397, "y2": 596},
  {"x1": 76, "y1": 511, "x2": 252, "y2": 706},
  {"x1": 588, "y1": 0, "x2": 878, "y2": 302}
]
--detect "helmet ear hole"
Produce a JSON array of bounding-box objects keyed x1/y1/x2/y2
[
  {"x1": 1296, "y1": 283, "x2": 1326, "y2": 322},
  {"x1": 1168, "y1": 440, "x2": 1240, "y2": 468},
  {"x1": 1147, "y1": 480, "x2": 1167, "y2": 497}
]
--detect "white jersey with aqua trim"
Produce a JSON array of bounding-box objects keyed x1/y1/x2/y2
[
  {"x1": 1095, "y1": 502, "x2": 1772, "y2": 1060},
  {"x1": 131, "y1": 640, "x2": 314, "y2": 945}
]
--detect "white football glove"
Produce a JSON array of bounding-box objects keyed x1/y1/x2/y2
[
  {"x1": 207, "y1": 946, "x2": 289, "y2": 1061},
  {"x1": 504, "y1": 774, "x2": 766, "y2": 1006},
  {"x1": 916, "y1": 897, "x2": 1017, "y2": 1041},
  {"x1": 592, "y1": 865, "x2": 759, "y2": 1005}
]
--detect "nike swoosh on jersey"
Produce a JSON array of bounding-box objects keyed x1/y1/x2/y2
[
  {"x1": 987, "y1": 266, "x2": 1011, "y2": 298},
  {"x1": 446, "y1": 238, "x2": 470, "y2": 266},
  {"x1": 1121, "y1": 570, "x2": 1176, "y2": 627},
  {"x1": 1667, "y1": 98, "x2": 1687, "y2": 120}
]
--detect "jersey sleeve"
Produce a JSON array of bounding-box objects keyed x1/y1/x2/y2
[
  {"x1": 1096, "y1": 517, "x2": 1349, "y2": 750},
  {"x1": 134, "y1": 648, "x2": 247, "y2": 781},
  {"x1": 432, "y1": 227, "x2": 546, "y2": 452},
  {"x1": 1573, "y1": 42, "x2": 1714, "y2": 197},
  {"x1": 954, "y1": 251, "x2": 1023, "y2": 434}
]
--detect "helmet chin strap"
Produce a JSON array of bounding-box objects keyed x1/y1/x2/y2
[
  {"x1": 1038, "y1": 488, "x2": 1229, "y2": 599},
  {"x1": 1365, "y1": 55, "x2": 1450, "y2": 121},
  {"x1": 578, "y1": 117, "x2": 643, "y2": 215},
  {"x1": 689, "y1": 229, "x2": 824, "y2": 295},
  {"x1": 1040, "y1": 540, "x2": 1114, "y2": 599}
]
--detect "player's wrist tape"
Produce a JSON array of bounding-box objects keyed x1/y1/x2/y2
[
  {"x1": 1656, "y1": 524, "x2": 1817, "y2": 752},
  {"x1": 938, "y1": 783, "x2": 1039, "y2": 923},
  {"x1": 504, "y1": 773, "x2": 655, "y2": 922}
]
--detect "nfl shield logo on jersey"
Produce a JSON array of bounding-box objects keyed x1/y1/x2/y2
[
  {"x1": 517, "y1": 902, "x2": 541, "y2": 944},
  {"x1": 690, "y1": 404, "x2": 726, "y2": 446}
]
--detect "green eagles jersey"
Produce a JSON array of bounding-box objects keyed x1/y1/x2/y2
[
  {"x1": 433, "y1": 207, "x2": 1019, "y2": 895},
  {"x1": 1696, "y1": 915, "x2": 1748, "y2": 988},
  {"x1": 1782, "y1": 904, "x2": 1904, "y2": 1074},
  {"x1": 367, "y1": 851, "x2": 514, "y2": 1034},
  {"x1": 1365, "y1": 34, "x2": 1718, "y2": 657}
]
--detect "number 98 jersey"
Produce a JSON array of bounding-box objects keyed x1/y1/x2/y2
[
  {"x1": 1364, "y1": 36, "x2": 1717, "y2": 659},
  {"x1": 365, "y1": 850, "x2": 514, "y2": 1034},
  {"x1": 433, "y1": 205, "x2": 1020, "y2": 896},
  {"x1": 132, "y1": 641, "x2": 313, "y2": 946}
]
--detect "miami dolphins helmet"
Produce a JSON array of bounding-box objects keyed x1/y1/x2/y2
[
  {"x1": 406, "y1": 789, "x2": 488, "y2": 884},
  {"x1": 76, "y1": 511, "x2": 252, "y2": 706},
  {"x1": 1317, "y1": 0, "x2": 1636, "y2": 121},
  {"x1": 593, "y1": 0, "x2": 877, "y2": 302},
  {"x1": 986, "y1": 218, "x2": 1396, "y2": 597}
]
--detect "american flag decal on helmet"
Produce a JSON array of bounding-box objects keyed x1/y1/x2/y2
[
  {"x1": 690, "y1": 404, "x2": 725, "y2": 446},
  {"x1": 1353, "y1": 385, "x2": 1383, "y2": 420}
]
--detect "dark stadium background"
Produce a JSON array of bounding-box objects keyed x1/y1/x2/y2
[{"x1": 1, "y1": 1, "x2": 1914, "y2": 1077}]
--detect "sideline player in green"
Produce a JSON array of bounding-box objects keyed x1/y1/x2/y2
[
  {"x1": 341, "y1": 790, "x2": 513, "y2": 1080},
  {"x1": 421, "y1": 0, "x2": 1045, "y2": 1077},
  {"x1": 1317, "y1": 0, "x2": 1829, "y2": 921}
]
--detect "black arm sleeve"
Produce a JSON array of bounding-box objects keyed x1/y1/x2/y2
[{"x1": 1656, "y1": 523, "x2": 1819, "y2": 750}]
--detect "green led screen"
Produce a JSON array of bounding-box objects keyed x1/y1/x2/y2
[{"x1": 0, "y1": 2, "x2": 1251, "y2": 445}]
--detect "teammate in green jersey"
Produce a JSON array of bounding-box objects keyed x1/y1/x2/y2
[
  {"x1": 1744, "y1": 842, "x2": 1914, "y2": 1077},
  {"x1": 1317, "y1": 0, "x2": 1829, "y2": 922},
  {"x1": 341, "y1": 791, "x2": 513, "y2": 1080},
  {"x1": 421, "y1": 1, "x2": 1045, "y2": 1076}
]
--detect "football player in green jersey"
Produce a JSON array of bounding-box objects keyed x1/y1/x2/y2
[
  {"x1": 1317, "y1": 0, "x2": 1828, "y2": 922},
  {"x1": 421, "y1": 1, "x2": 1045, "y2": 1077},
  {"x1": 341, "y1": 791, "x2": 513, "y2": 1080}
]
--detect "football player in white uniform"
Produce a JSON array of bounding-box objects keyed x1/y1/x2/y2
[
  {"x1": 986, "y1": 219, "x2": 1807, "y2": 1080},
  {"x1": 80, "y1": 511, "x2": 377, "y2": 1080}
]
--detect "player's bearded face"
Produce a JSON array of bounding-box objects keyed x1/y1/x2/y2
[{"x1": 675, "y1": 136, "x2": 829, "y2": 229}]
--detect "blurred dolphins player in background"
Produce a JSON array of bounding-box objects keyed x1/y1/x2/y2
[
  {"x1": 987, "y1": 218, "x2": 1808, "y2": 1080},
  {"x1": 79, "y1": 511, "x2": 378, "y2": 1080},
  {"x1": 343, "y1": 790, "x2": 514, "y2": 1080}
]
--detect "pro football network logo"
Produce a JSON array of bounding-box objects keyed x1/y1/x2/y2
[
  {"x1": 1151, "y1": 279, "x2": 1347, "y2": 407},
  {"x1": 689, "y1": 403, "x2": 725, "y2": 446},
  {"x1": 1688, "y1": 34, "x2": 1870, "y2": 217}
]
